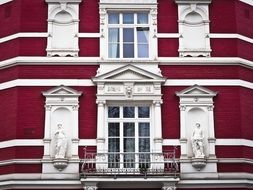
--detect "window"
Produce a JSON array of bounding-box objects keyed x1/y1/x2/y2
[
  {"x1": 108, "y1": 12, "x2": 149, "y2": 58},
  {"x1": 107, "y1": 106, "x2": 151, "y2": 168}
]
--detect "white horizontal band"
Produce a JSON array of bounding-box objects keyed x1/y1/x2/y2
[
  {"x1": 0, "y1": 138, "x2": 252, "y2": 149},
  {"x1": 1, "y1": 57, "x2": 252, "y2": 70},
  {"x1": 0, "y1": 79, "x2": 253, "y2": 91},
  {"x1": 1, "y1": 32, "x2": 252, "y2": 44},
  {"x1": 0, "y1": 32, "x2": 100, "y2": 44},
  {"x1": 239, "y1": 0, "x2": 253, "y2": 6},
  {"x1": 0, "y1": 0, "x2": 12, "y2": 5},
  {"x1": 163, "y1": 138, "x2": 253, "y2": 147}
]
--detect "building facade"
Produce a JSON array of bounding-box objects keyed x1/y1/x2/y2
[{"x1": 0, "y1": 0, "x2": 252, "y2": 189}]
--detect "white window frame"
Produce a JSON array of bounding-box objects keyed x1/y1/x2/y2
[
  {"x1": 105, "y1": 104, "x2": 153, "y2": 169},
  {"x1": 107, "y1": 12, "x2": 150, "y2": 59},
  {"x1": 99, "y1": 3, "x2": 158, "y2": 60}
]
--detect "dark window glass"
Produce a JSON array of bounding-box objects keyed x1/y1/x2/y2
[
  {"x1": 138, "y1": 107, "x2": 150, "y2": 118},
  {"x1": 123, "y1": 107, "x2": 135, "y2": 118},
  {"x1": 108, "y1": 106, "x2": 120, "y2": 118}
]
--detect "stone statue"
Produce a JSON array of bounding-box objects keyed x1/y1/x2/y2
[
  {"x1": 191, "y1": 123, "x2": 205, "y2": 158},
  {"x1": 54, "y1": 124, "x2": 67, "y2": 159}
]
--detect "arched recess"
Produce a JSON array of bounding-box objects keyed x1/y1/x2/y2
[
  {"x1": 175, "y1": 0, "x2": 211, "y2": 57},
  {"x1": 186, "y1": 107, "x2": 209, "y2": 157},
  {"x1": 51, "y1": 107, "x2": 72, "y2": 158},
  {"x1": 176, "y1": 85, "x2": 217, "y2": 175},
  {"x1": 46, "y1": 0, "x2": 82, "y2": 57},
  {"x1": 183, "y1": 12, "x2": 206, "y2": 50},
  {"x1": 42, "y1": 85, "x2": 82, "y2": 174}
]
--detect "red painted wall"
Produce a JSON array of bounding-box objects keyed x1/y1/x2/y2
[
  {"x1": 0, "y1": 164, "x2": 42, "y2": 175},
  {"x1": 162, "y1": 87, "x2": 181, "y2": 139},
  {"x1": 79, "y1": 38, "x2": 100, "y2": 57},
  {"x1": 157, "y1": 0, "x2": 178, "y2": 33},
  {"x1": 0, "y1": 88, "x2": 17, "y2": 141},
  {"x1": 0, "y1": 65, "x2": 98, "y2": 83},
  {"x1": 240, "y1": 88, "x2": 253, "y2": 140},
  {"x1": 210, "y1": 0, "x2": 236, "y2": 33},
  {"x1": 0, "y1": 147, "x2": 43, "y2": 160},
  {"x1": 211, "y1": 39, "x2": 238, "y2": 57},
  {"x1": 78, "y1": 87, "x2": 97, "y2": 139},
  {"x1": 79, "y1": 0, "x2": 99, "y2": 33},
  {"x1": 0, "y1": 38, "x2": 47, "y2": 61},
  {"x1": 19, "y1": 0, "x2": 47, "y2": 33},
  {"x1": 0, "y1": 0, "x2": 20, "y2": 38},
  {"x1": 235, "y1": 1, "x2": 253, "y2": 38},
  {"x1": 218, "y1": 163, "x2": 253, "y2": 173},
  {"x1": 158, "y1": 39, "x2": 178, "y2": 57}
]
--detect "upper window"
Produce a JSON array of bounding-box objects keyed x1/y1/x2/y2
[{"x1": 108, "y1": 12, "x2": 149, "y2": 59}]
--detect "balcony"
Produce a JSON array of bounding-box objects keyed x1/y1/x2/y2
[{"x1": 81, "y1": 148, "x2": 179, "y2": 179}]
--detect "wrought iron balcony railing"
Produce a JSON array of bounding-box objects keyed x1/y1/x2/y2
[{"x1": 81, "y1": 148, "x2": 179, "y2": 178}]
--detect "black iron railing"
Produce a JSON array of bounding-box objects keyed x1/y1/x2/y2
[{"x1": 81, "y1": 147, "x2": 179, "y2": 178}]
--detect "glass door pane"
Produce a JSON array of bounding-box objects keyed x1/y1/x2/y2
[{"x1": 123, "y1": 122, "x2": 135, "y2": 168}]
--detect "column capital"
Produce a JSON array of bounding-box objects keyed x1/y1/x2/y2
[
  {"x1": 96, "y1": 100, "x2": 106, "y2": 106},
  {"x1": 153, "y1": 100, "x2": 163, "y2": 106}
]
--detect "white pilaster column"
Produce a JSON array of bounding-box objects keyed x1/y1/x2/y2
[
  {"x1": 72, "y1": 105, "x2": 79, "y2": 158},
  {"x1": 96, "y1": 100, "x2": 106, "y2": 152},
  {"x1": 43, "y1": 105, "x2": 52, "y2": 158},
  {"x1": 153, "y1": 100, "x2": 163, "y2": 152},
  {"x1": 179, "y1": 105, "x2": 187, "y2": 158},
  {"x1": 207, "y1": 105, "x2": 216, "y2": 157}
]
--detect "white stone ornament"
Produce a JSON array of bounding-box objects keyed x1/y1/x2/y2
[
  {"x1": 54, "y1": 124, "x2": 68, "y2": 159},
  {"x1": 191, "y1": 123, "x2": 205, "y2": 158}
]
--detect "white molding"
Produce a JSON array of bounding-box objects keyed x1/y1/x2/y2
[
  {"x1": 1, "y1": 79, "x2": 253, "y2": 91},
  {"x1": 163, "y1": 138, "x2": 253, "y2": 147},
  {"x1": 239, "y1": 0, "x2": 253, "y2": 6},
  {"x1": 0, "y1": 139, "x2": 97, "y2": 149},
  {"x1": 0, "y1": 159, "x2": 42, "y2": 166},
  {"x1": 1, "y1": 57, "x2": 252, "y2": 69},
  {"x1": 0, "y1": 138, "x2": 252, "y2": 149},
  {"x1": 0, "y1": 0, "x2": 12, "y2": 5},
  {"x1": 0, "y1": 139, "x2": 43, "y2": 148},
  {"x1": 210, "y1": 33, "x2": 253, "y2": 44},
  {"x1": 1, "y1": 32, "x2": 252, "y2": 44},
  {"x1": 216, "y1": 139, "x2": 253, "y2": 147},
  {"x1": 78, "y1": 139, "x2": 97, "y2": 146},
  {"x1": 78, "y1": 33, "x2": 100, "y2": 38},
  {"x1": 164, "y1": 79, "x2": 253, "y2": 89},
  {"x1": 0, "y1": 33, "x2": 48, "y2": 44}
]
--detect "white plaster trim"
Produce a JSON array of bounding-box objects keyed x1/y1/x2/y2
[
  {"x1": 0, "y1": 139, "x2": 43, "y2": 148},
  {"x1": 239, "y1": 0, "x2": 253, "y2": 6},
  {"x1": 156, "y1": 33, "x2": 180, "y2": 38},
  {"x1": 79, "y1": 139, "x2": 97, "y2": 146},
  {"x1": 0, "y1": 139, "x2": 97, "y2": 149},
  {"x1": 0, "y1": 79, "x2": 94, "y2": 90},
  {"x1": 156, "y1": 33, "x2": 253, "y2": 44},
  {"x1": 0, "y1": 159, "x2": 42, "y2": 166},
  {"x1": 163, "y1": 139, "x2": 180, "y2": 146},
  {"x1": 210, "y1": 33, "x2": 253, "y2": 44},
  {"x1": 162, "y1": 138, "x2": 253, "y2": 147},
  {"x1": 0, "y1": 57, "x2": 253, "y2": 69},
  {"x1": 1, "y1": 32, "x2": 252, "y2": 44},
  {"x1": 0, "y1": 0, "x2": 12, "y2": 5},
  {"x1": 0, "y1": 33, "x2": 48, "y2": 44},
  {"x1": 1, "y1": 79, "x2": 253, "y2": 91},
  {"x1": 164, "y1": 79, "x2": 253, "y2": 89},
  {"x1": 216, "y1": 139, "x2": 253, "y2": 147},
  {"x1": 79, "y1": 33, "x2": 100, "y2": 38}
]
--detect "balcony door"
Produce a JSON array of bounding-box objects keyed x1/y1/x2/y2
[{"x1": 107, "y1": 105, "x2": 151, "y2": 169}]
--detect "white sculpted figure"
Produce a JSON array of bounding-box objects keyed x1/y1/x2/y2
[
  {"x1": 54, "y1": 124, "x2": 67, "y2": 159},
  {"x1": 191, "y1": 123, "x2": 205, "y2": 158}
]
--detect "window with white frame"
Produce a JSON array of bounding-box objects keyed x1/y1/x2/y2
[
  {"x1": 108, "y1": 12, "x2": 150, "y2": 58},
  {"x1": 107, "y1": 105, "x2": 151, "y2": 168}
]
